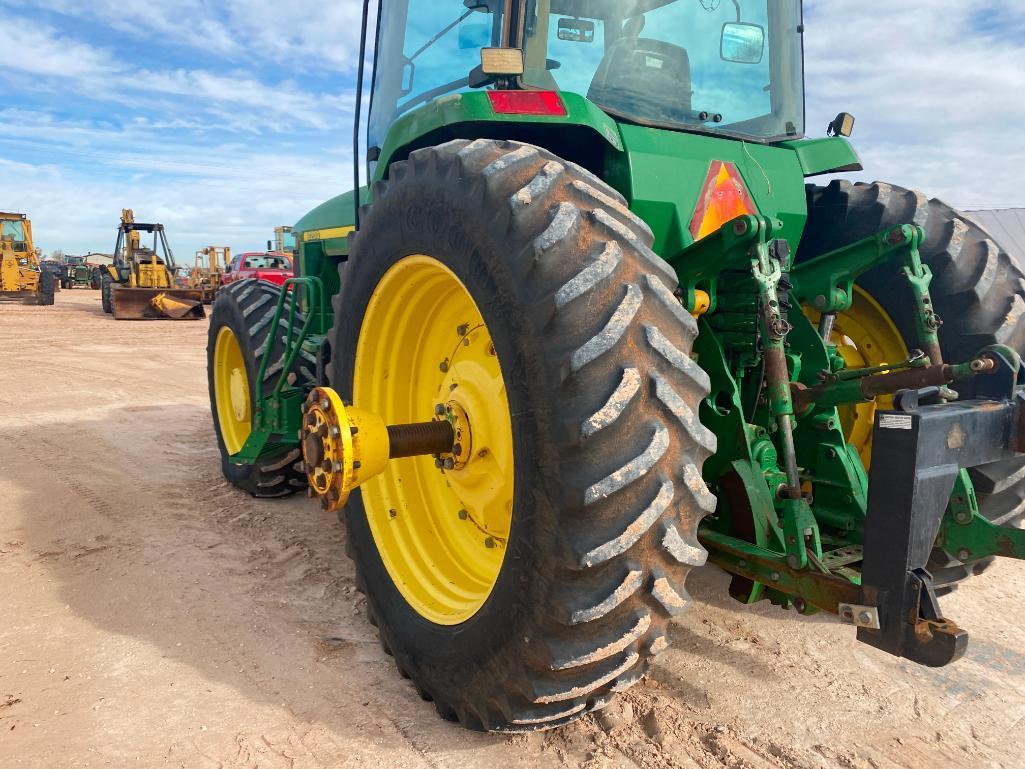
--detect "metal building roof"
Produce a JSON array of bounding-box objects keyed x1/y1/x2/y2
[{"x1": 966, "y1": 209, "x2": 1025, "y2": 256}]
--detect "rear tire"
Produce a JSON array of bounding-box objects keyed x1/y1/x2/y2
[
  {"x1": 802, "y1": 180, "x2": 1025, "y2": 586},
  {"x1": 207, "y1": 279, "x2": 314, "y2": 498},
  {"x1": 38, "y1": 269, "x2": 55, "y2": 306},
  {"x1": 332, "y1": 139, "x2": 716, "y2": 731}
]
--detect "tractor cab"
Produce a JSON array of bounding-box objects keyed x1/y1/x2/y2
[{"x1": 370, "y1": 0, "x2": 803, "y2": 153}]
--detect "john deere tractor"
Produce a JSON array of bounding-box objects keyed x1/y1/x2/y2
[
  {"x1": 1, "y1": 212, "x2": 54, "y2": 306},
  {"x1": 102, "y1": 209, "x2": 205, "y2": 319},
  {"x1": 208, "y1": 0, "x2": 1025, "y2": 731}
]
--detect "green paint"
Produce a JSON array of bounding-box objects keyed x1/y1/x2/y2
[
  {"x1": 939, "y1": 471, "x2": 1025, "y2": 561},
  {"x1": 778, "y1": 136, "x2": 863, "y2": 178}
]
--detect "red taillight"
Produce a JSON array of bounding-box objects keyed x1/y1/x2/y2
[{"x1": 488, "y1": 90, "x2": 567, "y2": 117}]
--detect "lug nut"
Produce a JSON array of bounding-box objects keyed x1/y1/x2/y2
[
  {"x1": 320, "y1": 398, "x2": 331, "y2": 411},
  {"x1": 858, "y1": 611, "x2": 873, "y2": 625},
  {"x1": 457, "y1": 324, "x2": 469, "y2": 337},
  {"x1": 439, "y1": 361, "x2": 449, "y2": 373},
  {"x1": 435, "y1": 458, "x2": 444, "y2": 469},
  {"x1": 484, "y1": 537, "x2": 495, "y2": 549},
  {"x1": 443, "y1": 458, "x2": 455, "y2": 470},
  {"x1": 321, "y1": 460, "x2": 332, "y2": 472},
  {"x1": 435, "y1": 404, "x2": 446, "y2": 415},
  {"x1": 330, "y1": 426, "x2": 341, "y2": 438},
  {"x1": 332, "y1": 461, "x2": 342, "y2": 472},
  {"x1": 453, "y1": 443, "x2": 462, "y2": 456},
  {"x1": 458, "y1": 509, "x2": 468, "y2": 520},
  {"x1": 353, "y1": 461, "x2": 362, "y2": 470}
]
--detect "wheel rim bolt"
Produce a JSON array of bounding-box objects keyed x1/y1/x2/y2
[
  {"x1": 458, "y1": 509, "x2": 468, "y2": 520},
  {"x1": 484, "y1": 537, "x2": 495, "y2": 549}
]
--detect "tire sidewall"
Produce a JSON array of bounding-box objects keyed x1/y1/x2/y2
[{"x1": 333, "y1": 177, "x2": 557, "y2": 690}]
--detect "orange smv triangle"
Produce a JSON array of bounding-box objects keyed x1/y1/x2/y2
[{"x1": 689, "y1": 161, "x2": 759, "y2": 241}]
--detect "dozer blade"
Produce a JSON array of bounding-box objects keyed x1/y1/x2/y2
[{"x1": 112, "y1": 287, "x2": 206, "y2": 320}]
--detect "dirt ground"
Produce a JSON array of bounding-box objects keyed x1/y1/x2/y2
[{"x1": 2, "y1": 290, "x2": 1024, "y2": 769}]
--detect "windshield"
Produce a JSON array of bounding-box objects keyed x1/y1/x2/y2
[
  {"x1": 1, "y1": 220, "x2": 26, "y2": 243},
  {"x1": 522, "y1": 0, "x2": 804, "y2": 140}
]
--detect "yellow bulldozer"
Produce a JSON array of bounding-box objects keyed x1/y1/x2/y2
[
  {"x1": 189, "y1": 246, "x2": 231, "y2": 304},
  {"x1": 101, "y1": 209, "x2": 205, "y2": 320},
  {"x1": 0, "y1": 212, "x2": 54, "y2": 306}
]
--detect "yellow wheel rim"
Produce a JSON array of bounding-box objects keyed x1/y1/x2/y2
[
  {"x1": 354, "y1": 256, "x2": 514, "y2": 625},
  {"x1": 805, "y1": 286, "x2": 908, "y2": 468},
  {"x1": 214, "y1": 326, "x2": 252, "y2": 455}
]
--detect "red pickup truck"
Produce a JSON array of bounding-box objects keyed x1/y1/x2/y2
[{"x1": 221, "y1": 251, "x2": 294, "y2": 288}]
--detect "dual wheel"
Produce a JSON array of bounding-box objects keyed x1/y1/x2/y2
[{"x1": 209, "y1": 139, "x2": 715, "y2": 730}]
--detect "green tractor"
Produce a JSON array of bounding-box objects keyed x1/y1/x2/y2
[
  {"x1": 61, "y1": 256, "x2": 101, "y2": 290},
  {"x1": 207, "y1": 0, "x2": 1025, "y2": 731}
]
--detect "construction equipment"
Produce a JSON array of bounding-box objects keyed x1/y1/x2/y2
[
  {"x1": 208, "y1": 1, "x2": 1025, "y2": 731},
  {"x1": 190, "y1": 246, "x2": 231, "y2": 303},
  {"x1": 1, "y1": 212, "x2": 54, "y2": 306},
  {"x1": 270, "y1": 226, "x2": 296, "y2": 255},
  {"x1": 102, "y1": 209, "x2": 204, "y2": 320}
]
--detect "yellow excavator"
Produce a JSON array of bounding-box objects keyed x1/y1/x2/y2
[
  {"x1": 101, "y1": 209, "x2": 204, "y2": 320},
  {"x1": 0, "y1": 212, "x2": 54, "y2": 306}
]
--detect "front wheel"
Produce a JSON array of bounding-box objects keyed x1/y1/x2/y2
[
  {"x1": 101, "y1": 274, "x2": 114, "y2": 314},
  {"x1": 331, "y1": 139, "x2": 716, "y2": 731},
  {"x1": 207, "y1": 279, "x2": 314, "y2": 497},
  {"x1": 38, "y1": 269, "x2": 55, "y2": 306}
]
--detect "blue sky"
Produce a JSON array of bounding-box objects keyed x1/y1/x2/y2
[{"x1": 2, "y1": 0, "x2": 1024, "y2": 258}]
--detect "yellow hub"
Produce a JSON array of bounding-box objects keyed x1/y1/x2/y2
[
  {"x1": 301, "y1": 387, "x2": 391, "y2": 511},
  {"x1": 354, "y1": 256, "x2": 514, "y2": 626},
  {"x1": 805, "y1": 286, "x2": 908, "y2": 467},
  {"x1": 214, "y1": 326, "x2": 252, "y2": 455}
]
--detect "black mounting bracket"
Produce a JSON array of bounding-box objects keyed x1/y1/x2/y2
[{"x1": 859, "y1": 382, "x2": 1025, "y2": 666}]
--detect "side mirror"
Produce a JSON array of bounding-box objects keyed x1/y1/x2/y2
[
  {"x1": 721, "y1": 22, "x2": 765, "y2": 64},
  {"x1": 458, "y1": 22, "x2": 491, "y2": 50},
  {"x1": 557, "y1": 18, "x2": 595, "y2": 43}
]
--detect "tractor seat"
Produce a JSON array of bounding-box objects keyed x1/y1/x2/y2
[{"x1": 588, "y1": 38, "x2": 694, "y2": 124}]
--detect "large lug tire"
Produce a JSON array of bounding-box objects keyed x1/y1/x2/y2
[
  {"x1": 101, "y1": 274, "x2": 114, "y2": 314},
  {"x1": 207, "y1": 279, "x2": 314, "y2": 498},
  {"x1": 331, "y1": 139, "x2": 716, "y2": 731},
  {"x1": 37, "y1": 268, "x2": 55, "y2": 306},
  {"x1": 801, "y1": 180, "x2": 1025, "y2": 586}
]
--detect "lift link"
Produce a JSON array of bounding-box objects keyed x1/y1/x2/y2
[
  {"x1": 746, "y1": 224, "x2": 822, "y2": 571},
  {"x1": 301, "y1": 387, "x2": 456, "y2": 512}
]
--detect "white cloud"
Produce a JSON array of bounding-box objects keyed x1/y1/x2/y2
[{"x1": 805, "y1": 0, "x2": 1025, "y2": 209}]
